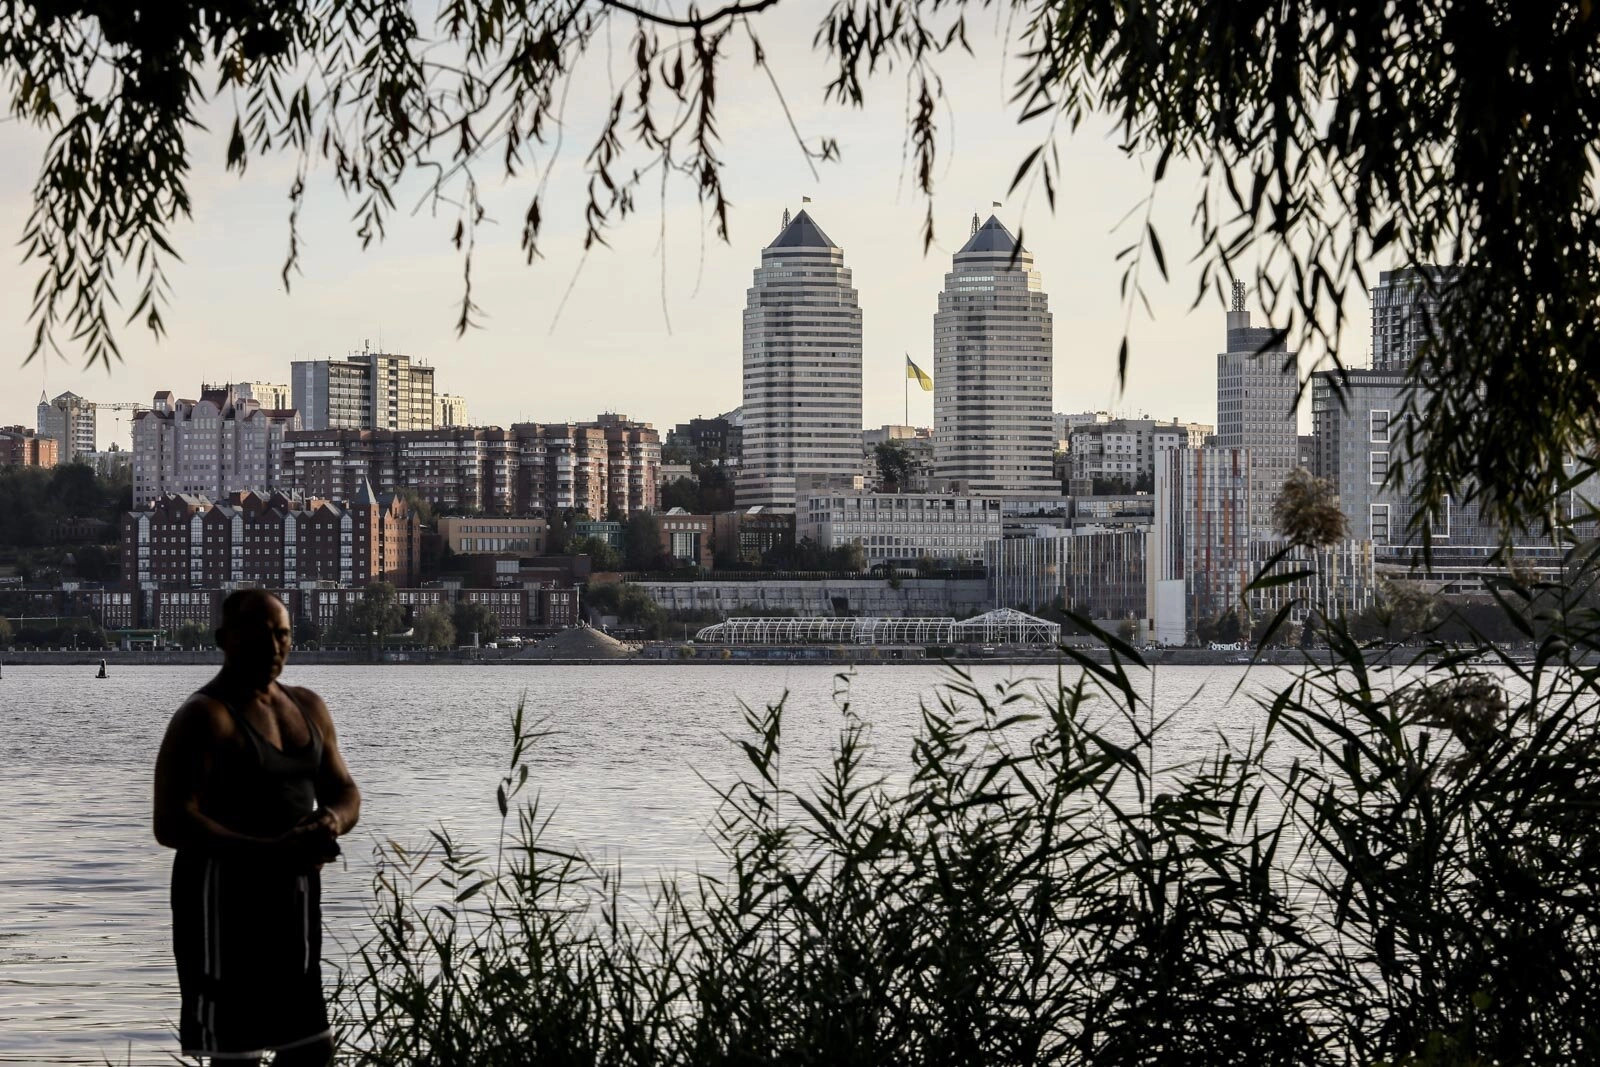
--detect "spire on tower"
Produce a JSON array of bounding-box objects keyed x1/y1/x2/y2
[
  {"x1": 971, "y1": 212, "x2": 980, "y2": 235},
  {"x1": 782, "y1": 207, "x2": 791, "y2": 229}
]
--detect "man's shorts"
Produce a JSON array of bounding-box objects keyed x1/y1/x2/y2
[{"x1": 171, "y1": 852, "x2": 330, "y2": 1060}]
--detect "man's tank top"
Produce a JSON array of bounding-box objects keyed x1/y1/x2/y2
[{"x1": 203, "y1": 683, "x2": 324, "y2": 839}]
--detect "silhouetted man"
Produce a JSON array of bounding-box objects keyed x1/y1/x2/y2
[{"x1": 154, "y1": 590, "x2": 360, "y2": 1065}]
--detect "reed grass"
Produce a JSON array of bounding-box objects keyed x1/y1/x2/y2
[{"x1": 339, "y1": 547, "x2": 1600, "y2": 1066}]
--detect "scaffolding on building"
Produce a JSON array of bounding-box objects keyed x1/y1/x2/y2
[{"x1": 694, "y1": 608, "x2": 1060, "y2": 646}]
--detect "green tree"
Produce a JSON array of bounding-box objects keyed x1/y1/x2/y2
[
  {"x1": 586, "y1": 581, "x2": 668, "y2": 638},
  {"x1": 874, "y1": 441, "x2": 914, "y2": 493},
  {"x1": 71, "y1": 544, "x2": 117, "y2": 582},
  {"x1": 349, "y1": 581, "x2": 404, "y2": 643},
  {"x1": 413, "y1": 604, "x2": 456, "y2": 650},
  {"x1": 568, "y1": 535, "x2": 621, "y2": 572},
  {"x1": 294, "y1": 614, "x2": 322, "y2": 649},
  {"x1": 452, "y1": 600, "x2": 501, "y2": 646},
  {"x1": 828, "y1": 541, "x2": 867, "y2": 574},
  {"x1": 49, "y1": 463, "x2": 101, "y2": 516},
  {"x1": 394, "y1": 488, "x2": 437, "y2": 528},
  {"x1": 0, "y1": 467, "x2": 54, "y2": 545},
  {"x1": 660, "y1": 478, "x2": 699, "y2": 514},
  {"x1": 173, "y1": 619, "x2": 210, "y2": 649},
  {"x1": 624, "y1": 511, "x2": 666, "y2": 572},
  {"x1": 1198, "y1": 610, "x2": 1245, "y2": 645},
  {"x1": 545, "y1": 510, "x2": 581, "y2": 556},
  {"x1": 691, "y1": 462, "x2": 736, "y2": 514}
]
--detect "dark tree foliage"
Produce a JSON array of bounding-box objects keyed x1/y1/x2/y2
[
  {"x1": 451, "y1": 598, "x2": 501, "y2": 645},
  {"x1": 874, "y1": 440, "x2": 914, "y2": 492},
  {"x1": 623, "y1": 510, "x2": 667, "y2": 571},
  {"x1": 585, "y1": 579, "x2": 668, "y2": 636},
  {"x1": 566, "y1": 533, "x2": 621, "y2": 571},
  {"x1": 8, "y1": 1, "x2": 1596, "y2": 529},
  {"x1": 661, "y1": 462, "x2": 736, "y2": 514},
  {"x1": 0, "y1": 464, "x2": 127, "y2": 546},
  {"x1": 340, "y1": 580, "x2": 403, "y2": 642}
]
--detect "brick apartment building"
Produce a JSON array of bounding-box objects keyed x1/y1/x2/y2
[
  {"x1": 284, "y1": 416, "x2": 659, "y2": 519},
  {"x1": 282, "y1": 426, "x2": 520, "y2": 514},
  {"x1": 122, "y1": 482, "x2": 420, "y2": 594},
  {"x1": 0, "y1": 426, "x2": 58, "y2": 468}
]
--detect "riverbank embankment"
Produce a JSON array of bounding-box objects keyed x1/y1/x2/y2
[{"x1": 0, "y1": 646, "x2": 1363, "y2": 668}]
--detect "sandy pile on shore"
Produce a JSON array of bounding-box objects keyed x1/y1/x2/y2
[{"x1": 518, "y1": 625, "x2": 638, "y2": 660}]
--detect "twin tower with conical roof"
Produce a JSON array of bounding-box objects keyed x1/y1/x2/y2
[{"x1": 736, "y1": 208, "x2": 1056, "y2": 510}]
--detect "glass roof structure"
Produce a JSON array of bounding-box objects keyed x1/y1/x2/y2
[{"x1": 694, "y1": 608, "x2": 1060, "y2": 646}]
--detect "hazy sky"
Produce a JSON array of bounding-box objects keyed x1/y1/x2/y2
[{"x1": 0, "y1": 5, "x2": 1367, "y2": 448}]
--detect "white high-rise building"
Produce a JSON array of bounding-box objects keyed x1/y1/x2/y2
[
  {"x1": 131, "y1": 385, "x2": 300, "y2": 506},
  {"x1": 434, "y1": 393, "x2": 470, "y2": 427},
  {"x1": 933, "y1": 214, "x2": 1056, "y2": 496},
  {"x1": 736, "y1": 209, "x2": 863, "y2": 509},
  {"x1": 1215, "y1": 282, "x2": 1299, "y2": 539},
  {"x1": 37, "y1": 390, "x2": 98, "y2": 462},
  {"x1": 291, "y1": 348, "x2": 437, "y2": 431}
]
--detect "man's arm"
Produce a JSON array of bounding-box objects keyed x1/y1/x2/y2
[
  {"x1": 292, "y1": 686, "x2": 361, "y2": 838},
  {"x1": 152, "y1": 696, "x2": 320, "y2": 861}
]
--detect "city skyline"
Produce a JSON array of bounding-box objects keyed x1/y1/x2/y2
[{"x1": 0, "y1": 9, "x2": 1367, "y2": 443}]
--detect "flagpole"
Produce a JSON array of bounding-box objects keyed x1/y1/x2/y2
[{"x1": 905, "y1": 360, "x2": 909, "y2": 426}]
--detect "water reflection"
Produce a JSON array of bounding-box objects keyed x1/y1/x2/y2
[{"x1": 0, "y1": 662, "x2": 1273, "y2": 1064}]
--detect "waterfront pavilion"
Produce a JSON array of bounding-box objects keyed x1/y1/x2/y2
[{"x1": 694, "y1": 608, "x2": 1060, "y2": 647}]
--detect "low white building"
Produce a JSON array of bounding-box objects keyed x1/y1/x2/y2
[{"x1": 801, "y1": 491, "x2": 1003, "y2": 565}]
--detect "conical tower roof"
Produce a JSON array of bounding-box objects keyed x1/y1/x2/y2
[
  {"x1": 958, "y1": 214, "x2": 1021, "y2": 254},
  {"x1": 767, "y1": 209, "x2": 837, "y2": 250}
]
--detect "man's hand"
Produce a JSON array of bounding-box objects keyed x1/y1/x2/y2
[
  {"x1": 303, "y1": 808, "x2": 343, "y2": 838},
  {"x1": 276, "y1": 817, "x2": 341, "y2": 868}
]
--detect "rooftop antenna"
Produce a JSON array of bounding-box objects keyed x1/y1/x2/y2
[
  {"x1": 971, "y1": 212, "x2": 980, "y2": 235},
  {"x1": 782, "y1": 206, "x2": 790, "y2": 228},
  {"x1": 1231, "y1": 280, "x2": 1247, "y2": 312}
]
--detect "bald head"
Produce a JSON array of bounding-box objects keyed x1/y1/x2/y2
[{"x1": 216, "y1": 590, "x2": 292, "y2": 685}]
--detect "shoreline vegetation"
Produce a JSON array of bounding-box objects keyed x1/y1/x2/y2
[{"x1": 339, "y1": 575, "x2": 1600, "y2": 1065}]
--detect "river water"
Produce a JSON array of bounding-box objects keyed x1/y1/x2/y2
[{"x1": 0, "y1": 662, "x2": 1304, "y2": 1063}]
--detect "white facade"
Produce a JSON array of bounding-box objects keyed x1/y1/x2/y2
[
  {"x1": 37, "y1": 390, "x2": 97, "y2": 462},
  {"x1": 1067, "y1": 418, "x2": 1202, "y2": 489},
  {"x1": 234, "y1": 381, "x2": 292, "y2": 410},
  {"x1": 434, "y1": 393, "x2": 470, "y2": 428},
  {"x1": 934, "y1": 215, "x2": 1056, "y2": 496},
  {"x1": 801, "y1": 491, "x2": 1002, "y2": 564},
  {"x1": 737, "y1": 209, "x2": 864, "y2": 510},
  {"x1": 131, "y1": 387, "x2": 300, "y2": 507},
  {"x1": 1216, "y1": 284, "x2": 1299, "y2": 540},
  {"x1": 291, "y1": 350, "x2": 437, "y2": 431}
]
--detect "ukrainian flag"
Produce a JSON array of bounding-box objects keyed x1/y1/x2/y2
[{"x1": 905, "y1": 355, "x2": 933, "y2": 391}]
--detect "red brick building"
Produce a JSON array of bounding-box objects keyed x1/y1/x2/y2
[
  {"x1": 659, "y1": 509, "x2": 715, "y2": 569},
  {"x1": 122, "y1": 481, "x2": 420, "y2": 592},
  {"x1": 0, "y1": 426, "x2": 58, "y2": 468}
]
